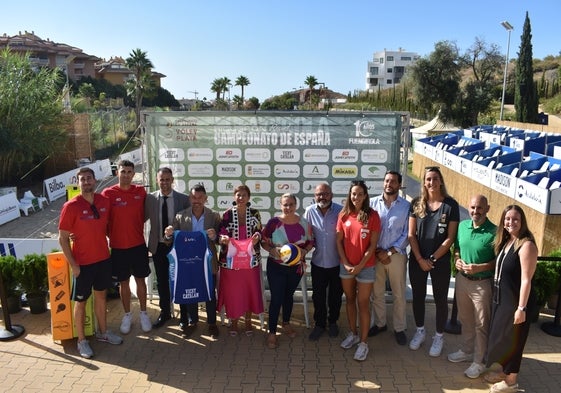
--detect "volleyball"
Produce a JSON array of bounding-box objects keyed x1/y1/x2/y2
[{"x1": 279, "y1": 244, "x2": 302, "y2": 266}]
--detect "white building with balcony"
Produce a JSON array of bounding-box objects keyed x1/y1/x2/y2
[{"x1": 366, "y1": 48, "x2": 420, "y2": 92}]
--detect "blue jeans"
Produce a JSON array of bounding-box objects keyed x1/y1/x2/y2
[{"x1": 266, "y1": 259, "x2": 302, "y2": 333}]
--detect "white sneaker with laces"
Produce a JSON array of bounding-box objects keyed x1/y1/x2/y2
[
  {"x1": 140, "y1": 311, "x2": 152, "y2": 333},
  {"x1": 448, "y1": 349, "x2": 473, "y2": 363},
  {"x1": 464, "y1": 362, "x2": 485, "y2": 379},
  {"x1": 120, "y1": 312, "x2": 132, "y2": 334},
  {"x1": 77, "y1": 339, "x2": 93, "y2": 358},
  {"x1": 96, "y1": 330, "x2": 123, "y2": 345},
  {"x1": 429, "y1": 334, "x2": 444, "y2": 357},
  {"x1": 340, "y1": 332, "x2": 360, "y2": 349},
  {"x1": 353, "y1": 342, "x2": 369, "y2": 361},
  {"x1": 409, "y1": 329, "x2": 426, "y2": 350}
]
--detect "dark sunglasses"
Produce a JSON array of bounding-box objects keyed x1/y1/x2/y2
[{"x1": 90, "y1": 204, "x2": 100, "y2": 219}]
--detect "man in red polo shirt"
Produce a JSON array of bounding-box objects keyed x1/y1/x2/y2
[
  {"x1": 102, "y1": 160, "x2": 151, "y2": 335},
  {"x1": 59, "y1": 167, "x2": 123, "y2": 359}
]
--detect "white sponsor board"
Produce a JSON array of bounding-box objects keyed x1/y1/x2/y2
[
  {"x1": 43, "y1": 159, "x2": 112, "y2": 202},
  {"x1": 0, "y1": 193, "x2": 20, "y2": 225},
  {"x1": 0, "y1": 238, "x2": 60, "y2": 259}
]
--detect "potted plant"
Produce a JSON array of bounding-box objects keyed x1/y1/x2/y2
[
  {"x1": 18, "y1": 253, "x2": 49, "y2": 314},
  {"x1": 0, "y1": 255, "x2": 23, "y2": 313}
]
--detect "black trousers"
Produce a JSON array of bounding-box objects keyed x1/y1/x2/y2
[
  {"x1": 153, "y1": 242, "x2": 172, "y2": 315},
  {"x1": 311, "y1": 263, "x2": 343, "y2": 328}
]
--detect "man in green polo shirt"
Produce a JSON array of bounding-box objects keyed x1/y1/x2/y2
[{"x1": 447, "y1": 195, "x2": 496, "y2": 379}]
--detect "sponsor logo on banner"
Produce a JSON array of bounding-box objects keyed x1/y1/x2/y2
[
  {"x1": 274, "y1": 181, "x2": 300, "y2": 193},
  {"x1": 187, "y1": 164, "x2": 213, "y2": 177},
  {"x1": 332, "y1": 166, "x2": 359, "y2": 178},
  {"x1": 245, "y1": 164, "x2": 271, "y2": 177},
  {"x1": 216, "y1": 164, "x2": 242, "y2": 177},
  {"x1": 303, "y1": 149, "x2": 329, "y2": 162},
  {"x1": 274, "y1": 149, "x2": 300, "y2": 162},
  {"x1": 361, "y1": 150, "x2": 388, "y2": 163},
  {"x1": 217, "y1": 180, "x2": 242, "y2": 193},
  {"x1": 332, "y1": 149, "x2": 358, "y2": 162},
  {"x1": 361, "y1": 165, "x2": 386, "y2": 179},
  {"x1": 216, "y1": 148, "x2": 242, "y2": 161},
  {"x1": 303, "y1": 165, "x2": 329, "y2": 178},
  {"x1": 274, "y1": 165, "x2": 300, "y2": 178},
  {"x1": 187, "y1": 148, "x2": 213, "y2": 161},
  {"x1": 159, "y1": 148, "x2": 185, "y2": 162},
  {"x1": 244, "y1": 148, "x2": 271, "y2": 162},
  {"x1": 353, "y1": 120, "x2": 377, "y2": 137},
  {"x1": 245, "y1": 180, "x2": 271, "y2": 194}
]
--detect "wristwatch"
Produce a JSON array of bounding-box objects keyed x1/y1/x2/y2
[
  {"x1": 517, "y1": 306, "x2": 527, "y2": 312},
  {"x1": 429, "y1": 254, "x2": 437, "y2": 263},
  {"x1": 387, "y1": 249, "x2": 394, "y2": 257}
]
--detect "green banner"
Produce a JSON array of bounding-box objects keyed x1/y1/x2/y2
[{"x1": 144, "y1": 111, "x2": 403, "y2": 221}]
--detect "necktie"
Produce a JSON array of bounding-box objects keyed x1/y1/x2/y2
[{"x1": 162, "y1": 195, "x2": 169, "y2": 236}]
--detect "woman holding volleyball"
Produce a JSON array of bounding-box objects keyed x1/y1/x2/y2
[
  {"x1": 337, "y1": 180, "x2": 380, "y2": 361},
  {"x1": 261, "y1": 193, "x2": 314, "y2": 349}
]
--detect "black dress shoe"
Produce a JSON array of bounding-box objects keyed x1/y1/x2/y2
[
  {"x1": 153, "y1": 313, "x2": 172, "y2": 328},
  {"x1": 367, "y1": 324, "x2": 387, "y2": 337},
  {"x1": 395, "y1": 330, "x2": 407, "y2": 345}
]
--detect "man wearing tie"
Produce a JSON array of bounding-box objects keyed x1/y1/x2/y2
[{"x1": 145, "y1": 167, "x2": 190, "y2": 328}]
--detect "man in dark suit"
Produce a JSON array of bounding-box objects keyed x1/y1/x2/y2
[
  {"x1": 163, "y1": 183, "x2": 221, "y2": 338},
  {"x1": 145, "y1": 167, "x2": 190, "y2": 328}
]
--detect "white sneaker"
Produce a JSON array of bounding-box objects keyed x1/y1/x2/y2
[
  {"x1": 77, "y1": 339, "x2": 93, "y2": 358},
  {"x1": 120, "y1": 312, "x2": 132, "y2": 334},
  {"x1": 464, "y1": 362, "x2": 485, "y2": 379},
  {"x1": 409, "y1": 329, "x2": 426, "y2": 350},
  {"x1": 96, "y1": 330, "x2": 123, "y2": 345},
  {"x1": 448, "y1": 349, "x2": 473, "y2": 363},
  {"x1": 140, "y1": 311, "x2": 152, "y2": 333},
  {"x1": 340, "y1": 332, "x2": 360, "y2": 349},
  {"x1": 353, "y1": 342, "x2": 369, "y2": 361},
  {"x1": 429, "y1": 335, "x2": 444, "y2": 357}
]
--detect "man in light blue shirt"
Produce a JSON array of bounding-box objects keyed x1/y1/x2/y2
[
  {"x1": 304, "y1": 183, "x2": 343, "y2": 341},
  {"x1": 369, "y1": 171, "x2": 410, "y2": 345}
]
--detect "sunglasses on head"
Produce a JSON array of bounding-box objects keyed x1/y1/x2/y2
[{"x1": 351, "y1": 180, "x2": 366, "y2": 186}]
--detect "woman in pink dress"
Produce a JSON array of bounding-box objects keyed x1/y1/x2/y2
[{"x1": 218, "y1": 185, "x2": 263, "y2": 336}]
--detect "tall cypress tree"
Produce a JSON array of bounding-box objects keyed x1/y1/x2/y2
[{"x1": 514, "y1": 11, "x2": 539, "y2": 123}]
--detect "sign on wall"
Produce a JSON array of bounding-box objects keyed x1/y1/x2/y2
[{"x1": 143, "y1": 111, "x2": 403, "y2": 220}]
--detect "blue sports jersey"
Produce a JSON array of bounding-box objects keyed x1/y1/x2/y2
[{"x1": 168, "y1": 230, "x2": 214, "y2": 304}]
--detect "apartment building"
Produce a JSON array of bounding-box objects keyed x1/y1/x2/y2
[
  {"x1": 365, "y1": 48, "x2": 420, "y2": 92},
  {"x1": 1, "y1": 31, "x2": 164, "y2": 87},
  {"x1": 0, "y1": 31, "x2": 99, "y2": 81}
]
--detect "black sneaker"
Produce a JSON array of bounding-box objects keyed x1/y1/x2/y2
[
  {"x1": 308, "y1": 326, "x2": 325, "y2": 341},
  {"x1": 395, "y1": 330, "x2": 407, "y2": 346},
  {"x1": 367, "y1": 324, "x2": 387, "y2": 337},
  {"x1": 328, "y1": 323, "x2": 339, "y2": 337}
]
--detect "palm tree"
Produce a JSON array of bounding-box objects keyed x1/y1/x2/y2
[
  {"x1": 235, "y1": 75, "x2": 250, "y2": 107},
  {"x1": 220, "y1": 77, "x2": 231, "y2": 101},
  {"x1": 304, "y1": 75, "x2": 318, "y2": 109},
  {"x1": 126, "y1": 48, "x2": 154, "y2": 128},
  {"x1": 211, "y1": 78, "x2": 223, "y2": 100}
]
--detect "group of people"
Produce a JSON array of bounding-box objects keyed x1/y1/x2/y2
[
  {"x1": 407, "y1": 167, "x2": 537, "y2": 393},
  {"x1": 59, "y1": 162, "x2": 537, "y2": 393}
]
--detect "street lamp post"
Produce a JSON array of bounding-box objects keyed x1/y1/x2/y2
[{"x1": 499, "y1": 21, "x2": 513, "y2": 121}]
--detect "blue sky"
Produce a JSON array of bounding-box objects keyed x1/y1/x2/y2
[{"x1": 3, "y1": 1, "x2": 560, "y2": 102}]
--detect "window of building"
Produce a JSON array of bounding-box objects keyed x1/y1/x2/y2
[
  {"x1": 394, "y1": 66, "x2": 405, "y2": 74},
  {"x1": 394, "y1": 77, "x2": 401, "y2": 84},
  {"x1": 379, "y1": 57, "x2": 384, "y2": 64},
  {"x1": 387, "y1": 79, "x2": 393, "y2": 85},
  {"x1": 369, "y1": 78, "x2": 378, "y2": 86},
  {"x1": 369, "y1": 67, "x2": 379, "y2": 75},
  {"x1": 387, "y1": 56, "x2": 394, "y2": 62},
  {"x1": 400, "y1": 56, "x2": 412, "y2": 61},
  {"x1": 387, "y1": 68, "x2": 393, "y2": 73}
]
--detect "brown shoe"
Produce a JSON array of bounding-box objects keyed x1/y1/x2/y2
[
  {"x1": 484, "y1": 371, "x2": 507, "y2": 384},
  {"x1": 208, "y1": 324, "x2": 219, "y2": 338},
  {"x1": 267, "y1": 333, "x2": 278, "y2": 349},
  {"x1": 282, "y1": 323, "x2": 297, "y2": 338}
]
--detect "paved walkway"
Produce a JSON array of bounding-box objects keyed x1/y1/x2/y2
[
  {"x1": 2, "y1": 298, "x2": 561, "y2": 393},
  {"x1": 2, "y1": 174, "x2": 561, "y2": 392}
]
